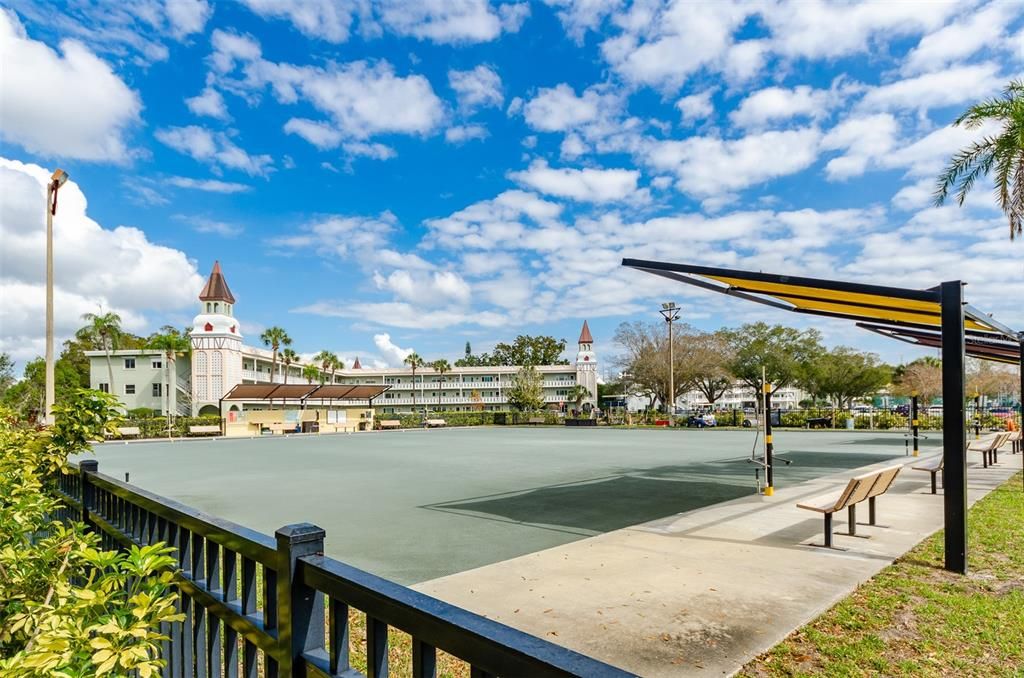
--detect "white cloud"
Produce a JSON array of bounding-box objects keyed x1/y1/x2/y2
[
  {"x1": 343, "y1": 142, "x2": 398, "y2": 160},
  {"x1": 376, "y1": 0, "x2": 523, "y2": 44},
  {"x1": 902, "y1": 2, "x2": 1022, "y2": 75},
  {"x1": 820, "y1": 113, "x2": 898, "y2": 181},
  {"x1": 542, "y1": 0, "x2": 621, "y2": 43},
  {"x1": 373, "y1": 270, "x2": 472, "y2": 306},
  {"x1": 165, "y1": 176, "x2": 252, "y2": 193},
  {"x1": 730, "y1": 86, "x2": 831, "y2": 128},
  {"x1": 0, "y1": 158, "x2": 205, "y2": 362},
  {"x1": 237, "y1": 0, "x2": 355, "y2": 43},
  {"x1": 186, "y1": 87, "x2": 230, "y2": 120},
  {"x1": 523, "y1": 83, "x2": 608, "y2": 131},
  {"x1": 857, "y1": 63, "x2": 1004, "y2": 113},
  {"x1": 645, "y1": 127, "x2": 822, "y2": 198},
  {"x1": 175, "y1": 215, "x2": 244, "y2": 237},
  {"x1": 373, "y1": 333, "x2": 413, "y2": 366},
  {"x1": 269, "y1": 212, "x2": 399, "y2": 262},
  {"x1": 0, "y1": 9, "x2": 141, "y2": 162},
  {"x1": 449, "y1": 65, "x2": 503, "y2": 111},
  {"x1": 445, "y1": 124, "x2": 489, "y2": 144},
  {"x1": 155, "y1": 125, "x2": 273, "y2": 176},
  {"x1": 508, "y1": 160, "x2": 646, "y2": 204},
  {"x1": 676, "y1": 90, "x2": 715, "y2": 123},
  {"x1": 284, "y1": 118, "x2": 344, "y2": 149},
  {"x1": 165, "y1": 0, "x2": 212, "y2": 39}
]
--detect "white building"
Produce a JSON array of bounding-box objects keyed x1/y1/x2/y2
[{"x1": 88, "y1": 262, "x2": 599, "y2": 416}]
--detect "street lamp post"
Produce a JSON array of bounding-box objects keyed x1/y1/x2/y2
[
  {"x1": 44, "y1": 168, "x2": 69, "y2": 425},
  {"x1": 659, "y1": 302, "x2": 681, "y2": 425}
]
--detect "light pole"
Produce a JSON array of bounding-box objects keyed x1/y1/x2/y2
[
  {"x1": 44, "y1": 168, "x2": 69, "y2": 425},
  {"x1": 659, "y1": 302, "x2": 681, "y2": 424}
]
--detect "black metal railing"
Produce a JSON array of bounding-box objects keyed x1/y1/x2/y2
[{"x1": 54, "y1": 461, "x2": 632, "y2": 678}]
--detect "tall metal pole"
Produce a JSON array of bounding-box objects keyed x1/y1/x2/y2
[
  {"x1": 44, "y1": 181, "x2": 56, "y2": 426},
  {"x1": 660, "y1": 303, "x2": 681, "y2": 425},
  {"x1": 911, "y1": 392, "x2": 919, "y2": 457},
  {"x1": 940, "y1": 281, "x2": 967, "y2": 574}
]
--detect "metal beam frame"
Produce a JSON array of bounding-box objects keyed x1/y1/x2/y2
[{"x1": 940, "y1": 281, "x2": 968, "y2": 574}]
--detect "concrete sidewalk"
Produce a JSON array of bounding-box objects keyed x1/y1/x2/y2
[{"x1": 414, "y1": 451, "x2": 1023, "y2": 677}]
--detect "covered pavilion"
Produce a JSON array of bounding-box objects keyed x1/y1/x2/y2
[{"x1": 622, "y1": 257, "x2": 1022, "y2": 573}]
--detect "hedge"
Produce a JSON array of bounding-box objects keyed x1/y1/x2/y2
[
  {"x1": 118, "y1": 415, "x2": 222, "y2": 438},
  {"x1": 391, "y1": 410, "x2": 564, "y2": 428}
]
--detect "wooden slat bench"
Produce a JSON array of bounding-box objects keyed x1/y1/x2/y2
[
  {"x1": 1008, "y1": 429, "x2": 1021, "y2": 455},
  {"x1": 796, "y1": 464, "x2": 902, "y2": 549},
  {"x1": 424, "y1": 419, "x2": 446, "y2": 428},
  {"x1": 114, "y1": 426, "x2": 141, "y2": 439},
  {"x1": 379, "y1": 420, "x2": 401, "y2": 430},
  {"x1": 912, "y1": 455, "x2": 943, "y2": 494},
  {"x1": 188, "y1": 425, "x2": 221, "y2": 436},
  {"x1": 968, "y1": 432, "x2": 1010, "y2": 468},
  {"x1": 525, "y1": 416, "x2": 545, "y2": 425}
]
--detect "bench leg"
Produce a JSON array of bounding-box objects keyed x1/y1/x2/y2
[
  {"x1": 930, "y1": 472, "x2": 937, "y2": 495},
  {"x1": 838, "y1": 504, "x2": 870, "y2": 538},
  {"x1": 824, "y1": 513, "x2": 832, "y2": 548},
  {"x1": 857, "y1": 496, "x2": 890, "y2": 529}
]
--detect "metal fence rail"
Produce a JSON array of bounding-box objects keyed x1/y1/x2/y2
[{"x1": 54, "y1": 461, "x2": 631, "y2": 678}]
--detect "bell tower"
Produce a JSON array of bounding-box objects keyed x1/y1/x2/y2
[
  {"x1": 190, "y1": 261, "x2": 243, "y2": 414},
  {"x1": 575, "y1": 320, "x2": 598, "y2": 407}
]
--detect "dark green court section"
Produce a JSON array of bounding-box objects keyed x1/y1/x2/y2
[{"x1": 80, "y1": 428, "x2": 940, "y2": 585}]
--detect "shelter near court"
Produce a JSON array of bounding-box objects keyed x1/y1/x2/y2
[
  {"x1": 218, "y1": 383, "x2": 390, "y2": 436},
  {"x1": 622, "y1": 258, "x2": 1022, "y2": 574}
]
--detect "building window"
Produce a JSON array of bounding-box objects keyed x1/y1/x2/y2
[
  {"x1": 98, "y1": 383, "x2": 109, "y2": 393},
  {"x1": 482, "y1": 376, "x2": 493, "y2": 382},
  {"x1": 124, "y1": 358, "x2": 136, "y2": 369},
  {"x1": 124, "y1": 384, "x2": 136, "y2": 395},
  {"x1": 152, "y1": 358, "x2": 162, "y2": 369},
  {"x1": 152, "y1": 383, "x2": 163, "y2": 397}
]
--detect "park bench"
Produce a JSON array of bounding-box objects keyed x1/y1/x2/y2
[
  {"x1": 424, "y1": 419, "x2": 446, "y2": 428},
  {"x1": 806, "y1": 417, "x2": 830, "y2": 429},
  {"x1": 912, "y1": 455, "x2": 943, "y2": 494},
  {"x1": 796, "y1": 464, "x2": 902, "y2": 549},
  {"x1": 188, "y1": 425, "x2": 221, "y2": 436},
  {"x1": 267, "y1": 422, "x2": 300, "y2": 434},
  {"x1": 112, "y1": 426, "x2": 141, "y2": 439},
  {"x1": 968, "y1": 432, "x2": 1010, "y2": 468},
  {"x1": 526, "y1": 416, "x2": 545, "y2": 425},
  {"x1": 1008, "y1": 429, "x2": 1021, "y2": 454},
  {"x1": 379, "y1": 420, "x2": 401, "y2": 430}
]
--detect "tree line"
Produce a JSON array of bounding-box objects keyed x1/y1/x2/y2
[{"x1": 610, "y1": 320, "x2": 1019, "y2": 412}]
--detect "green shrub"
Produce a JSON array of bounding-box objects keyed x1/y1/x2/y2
[
  {"x1": 780, "y1": 411, "x2": 808, "y2": 427},
  {"x1": 0, "y1": 390, "x2": 182, "y2": 676},
  {"x1": 390, "y1": 410, "x2": 563, "y2": 428},
  {"x1": 120, "y1": 416, "x2": 223, "y2": 438}
]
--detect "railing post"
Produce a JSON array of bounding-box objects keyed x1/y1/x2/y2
[
  {"x1": 79, "y1": 459, "x2": 98, "y2": 528},
  {"x1": 276, "y1": 523, "x2": 326, "y2": 678}
]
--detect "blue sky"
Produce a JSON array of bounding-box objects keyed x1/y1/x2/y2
[{"x1": 2, "y1": 0, "x2": 1023, "y2": 372}]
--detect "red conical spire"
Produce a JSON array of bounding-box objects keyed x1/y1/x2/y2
[
  {"x1": 578, "y1": 320, "x2": 593, "y2": 344},
  {"x1": 353, "y1": 356, "x2": 362, "y2": 369},
  {"x1": 199, "y1": 261, "x2": 236, "y2": 303}
]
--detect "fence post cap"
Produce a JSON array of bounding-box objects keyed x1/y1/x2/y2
[
  {"x1": 79, "y1": 459, "x2": 99, "y2": 472},
  {"x1": 275, "y1": 523, "x2": 325, "y2": 545}
]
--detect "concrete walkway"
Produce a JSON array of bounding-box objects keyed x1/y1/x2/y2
[{"x1": 415, "y1": 450, "x2": 1023, "y2": 677}]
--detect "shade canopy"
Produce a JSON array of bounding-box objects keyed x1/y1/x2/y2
[
  {"x1": 858, "y1": 323, "x2": 1022, "y2": 365},
  {"x1": 621, "y1": 259, "x2": 1019, "y2": 346},
  {"x1": 222, "y1": 383, "x2": 390, "y2": 402}
]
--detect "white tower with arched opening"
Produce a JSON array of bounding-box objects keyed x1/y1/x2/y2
[
  {"x1": 190, "y1": 261, "x2": 243, "y2": 415},
  {"x1": 575, "y1": 320, "x2": 598, "y2": 408}
]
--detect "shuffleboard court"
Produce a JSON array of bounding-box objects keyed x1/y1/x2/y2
[{"x1": 79, "y1": 427, "x2": 940, "y2": 584}]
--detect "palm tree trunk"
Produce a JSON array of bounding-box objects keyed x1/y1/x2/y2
[
  {"x1": 412, "y1": 367, "x2": 417, "y2": 412},
  {"x1": 104, "y1": 337, "x2": 115, "y2": 396},
  {"x1": 283, "y1": 365, "x2": 289, "y2": 384},
  {"x1": 272, "y1": 349, "x2": 278, "y2": 384}
]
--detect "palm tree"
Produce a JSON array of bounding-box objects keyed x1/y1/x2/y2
[
  {"x1": 302, "y1": 364, "x2": 320, "y2": 384},
  {"x1": 147, "y1": 328, "x2": 191, "y2": 423},
  {"x1": 431, "y1": 359, "x2": 451, "y2": 411},
  {"x1": 281, "y1": 348, "x2": 298, "y2": 384},
  {"x1": 77, "y1": 311, "x2": 122, "y2": 395},
  {"x1": 314, "y1": 350, "x2": 338, "y2": 384},
  {"x1": 568, "y1": 384, "x2": 591, "y2": 416},
  {"x1": 329, "y1": 355, "x2": 345, "y2": 384},
  {"x1": 260, "y1": 327, "x2": 292, "y2": 383},
  {"x1": 935, "y1": 79, "x2": 1024, "y2": 239},
  {"x1": 403, "y1": 352, "x2": 425, "y2": 414}
]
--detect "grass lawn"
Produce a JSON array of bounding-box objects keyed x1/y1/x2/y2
[{"x1": 741, "y1": 472, "x2": 1024, "y2": 677}]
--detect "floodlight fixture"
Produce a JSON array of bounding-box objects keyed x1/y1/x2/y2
[{"x1": 51, "y1": 168, "x2": 69, "y2": 187}]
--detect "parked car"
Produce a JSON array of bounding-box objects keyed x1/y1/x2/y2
[
  {"x1": 687, "y1": 414, "x2": 717, "y2": 428},
  {"x1": 742, "y1": 415, "x2": 758, "y2": 427}
]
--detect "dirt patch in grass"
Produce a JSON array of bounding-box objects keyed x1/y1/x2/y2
[{"x1": 740, "y1": 472, "x2": 1024, "y2": 677}]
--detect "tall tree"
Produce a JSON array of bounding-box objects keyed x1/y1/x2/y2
[
  {"x1": 966, "y1": 359, "x2": 1018, "y2": 400},
  {"x1": 934, "y1": 79, "x2": 1024, "y2": 239},
  {"x1": 613, "y1": 321, "x2": 698, "y2": 411},
  {"x1": 313, "y1": 350, "x2": 338, "y2": 384},
  {"x1": 0, "y1": 352, "x2": 14, "y2": 399},
  {"x1": 489, "y1": 335, "x2": 569, "y2": 366},
  {"x1": 431, "y1": 359, "x2": 451, "y2": 410},
  {"x1": 802, "y1": 347, "x2": 892, "y2": 409},
  {"x1": 722, "y1": 323, "x2": 823, "y2": 405},
  {"x1": 77, "y1": 311, "x2": 123, "y2": 395},
  {"x1": 403, "y1": 352, "x2": 425, "y2": 413},
  {"x1": 302, "y1": 364, "x2": 320, "y2": 384},
  {"x1": 567, "y1": 384, "x2": 591, "y2": 414},
  {"x1": 260, "y1": 327, "x2": 292, "y2": 383},
  {"x1": 689, "y1": 330, "x2": 735, "y2": 405},
  {"x1": 329, "y1": 355, "x2": 345, "y2": 384},
  {"x1": 280, "y1": 348, "x2": 298, "y2": 384},
  {"x1": 506, "y1": 365, "x2": 545, "y2": 411},
  {"x1": 146, "y1": 328, "x2": 191, "y2": 421},
  {"x1": 892, "y1": 357, "x2": 943, "y2": 403}
]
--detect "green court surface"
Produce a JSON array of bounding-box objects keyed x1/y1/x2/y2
[{"x1": 80, "y1": 428, "x2": 940, "y2": 585}]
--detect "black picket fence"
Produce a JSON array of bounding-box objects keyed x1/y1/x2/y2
[{"x1": 54, "y1": 461, "x2": 632, "y2": 678}]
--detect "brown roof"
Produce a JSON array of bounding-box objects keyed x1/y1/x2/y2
[
  {"x1": 578, "y1": 320, "x2": 593, "y2": 344},
  {"x1": 199, "y1": 261, "x2": 236, "y2": 304},
  {"x1": 221, "y1": 383, "x2": 390, "y2": 401}
]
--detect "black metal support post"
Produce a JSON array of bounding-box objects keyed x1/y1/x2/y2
[
  {"x1": 764, "y1": 384, "x2": 774, "y2": 495},
  {"x1": 940, "y1": 281, "x2": 968, "y2": 574},
  {"x1": 973, "y1": 394, "x2": 981, "y2": 439},
  {"x1": 79, "y1": 459, "x2": 98, "y2": 528},
  {"x1": 911, "y1": 394, "x2": 920, "y2": 457},
  {"x1": 276, "y1": 523, "x2": 327, "y2": 678}
]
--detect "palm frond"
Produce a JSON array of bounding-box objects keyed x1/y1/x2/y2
[
  {"x1": 954, "y1": 99, "x2": 1015, "y2": 129},
  {"x1": 933, "y1": 138, "x2": 997, "y2": 206}
]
